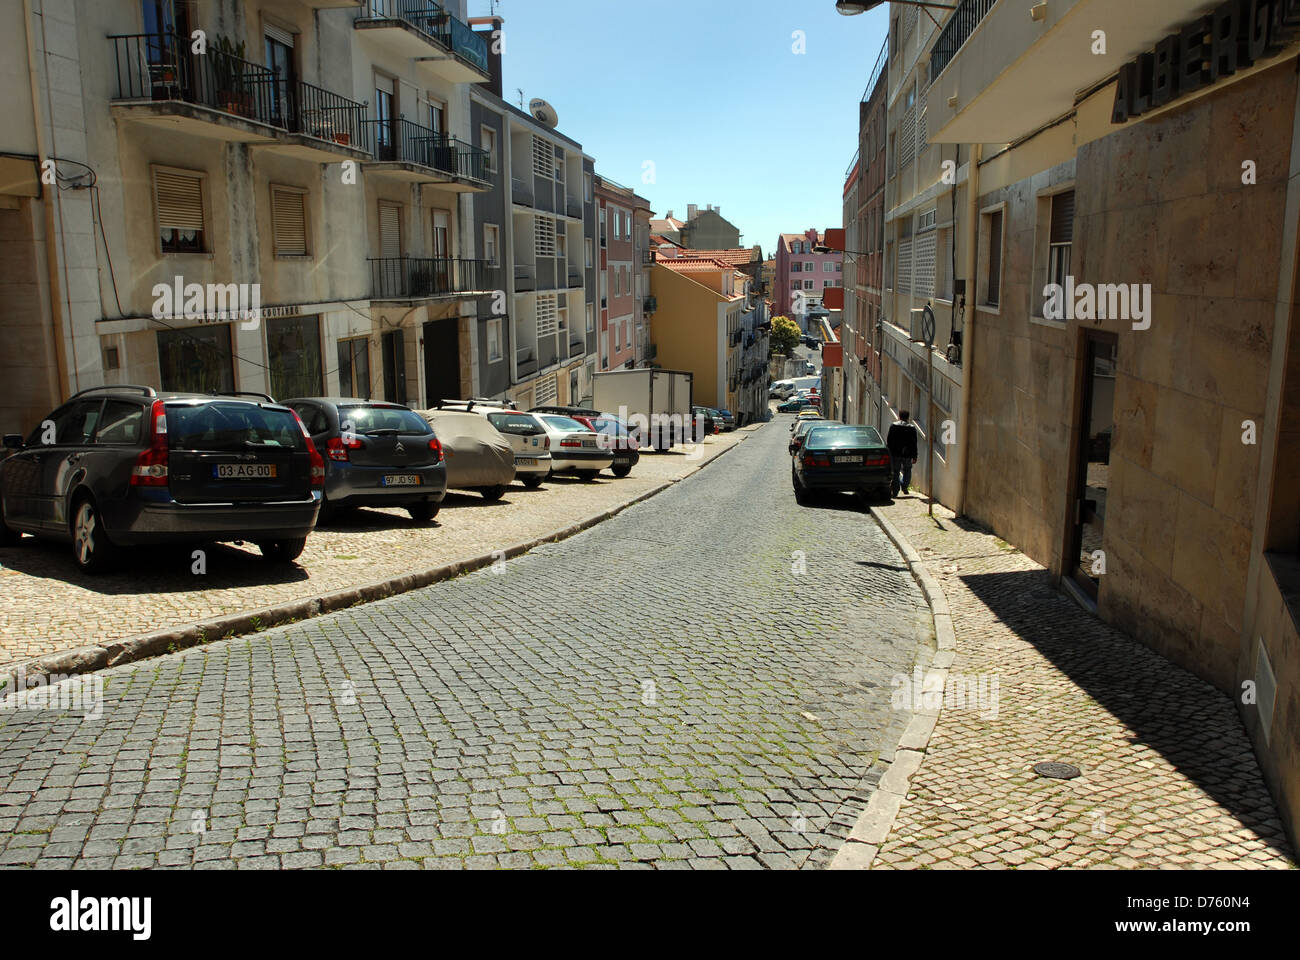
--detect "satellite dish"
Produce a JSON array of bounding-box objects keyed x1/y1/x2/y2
[{"x1": 529, "y1": 98, "x2": 559, "y2": 128}]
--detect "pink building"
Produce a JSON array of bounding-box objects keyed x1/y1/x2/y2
[
  {"x1": 775, "y1": 229, "x2": 843, "y2": 328},
  {"x1": 595, "y1": 177, "x2": 643, "y2": 370}
]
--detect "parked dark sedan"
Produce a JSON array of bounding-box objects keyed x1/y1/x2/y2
[
  {"x1": 713, "y1": 408, "x2": 736, "y2": 431},
  {"x1": 573, "y1": 414, "x2": 641, "y2": 478},
  {"x1": 792, "y1": 424, "x2": 893, "y2": 505},
  {"x1": 0, "y1": 386, "x2": 323, "y2": 572},
  {"x1": 284, "y1": 398, "x2": 447, "y2": 522}
]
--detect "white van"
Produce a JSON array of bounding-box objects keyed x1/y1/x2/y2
[{"x1": 770, "y1": 380, "x2": 797, "y2": 399}]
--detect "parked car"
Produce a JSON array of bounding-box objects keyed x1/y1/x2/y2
[
  {"x1": 690, "y1": 406, "x2": 719, "y2": 437},
  {"x1": 0, "y1": 386, "x2": 323, "y2": 572},
  {"x1": 415, "y1": 410, "x2": 516, "y2": 500},
  {"x1": 571, "y1": 414, "x2": 641, "y2": 478},
  {"x1": 791, "y1": 411, "x2": 825, "y2": 433},
  {"x1": 777, "y1": 397, "x2": 817, "y2": 413},
  {"x1": 532, "y1": 414, "x2": 614, "y2": 479},
  {"x1": 483, "y1": 410, "x2": 553, "y2": 488},
  {"x1": 284, "y1": 398, "x2": 446, "y2": 522},
  {"x1": 770, "y1": 380, "x2": 797, "y2": 400},
  {"x1": 789, "y1": 417, "x2": 837, "y2": 455},
  {"x1": 792, "y1": 424, "x2": 893, "y2": 505},
  {"x1": 713, "y1": 408, "x2": 736, "y2": 431}
]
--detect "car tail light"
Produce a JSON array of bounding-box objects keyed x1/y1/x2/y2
[
  {"x1": 325, "y1": 436, "x2": 362, "y2": 462},
  {"x1": 292, "y1": 411, "x2": 327, "y2": 486},
  {"x1": 542, "y1": 434, "x2": 550, "y2": 450},
  {"x1": 803, "y1": 452, "x2": 830, "y2": 468},
  {"x1": 865, "y1": 454, "x2": 891, "y2": 467},
  {"x1": 560, "y1": 438, "x2": 582, "y2": 448},
  {"x1": 130, "y1": 400, "x2": 169, "y2": 486},
  {"x1": 427, "y1": 436, "x2": 444, "y2": 463}
]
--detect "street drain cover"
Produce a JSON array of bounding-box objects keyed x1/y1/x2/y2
[{"x1": 1034, "y1": 762, "x2": 1081, "y2": 779}]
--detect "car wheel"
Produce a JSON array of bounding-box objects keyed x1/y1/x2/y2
[
  {"x1": 610, "y1": 464, "x2": 632, "y2": 479},
  {"x1": 258, "y1": 538, "x2": 307, "y2": 564},
  {"x1": 480, "y1": 485, "x2": 507, "y2": 501},
  {"x1": 578, "y1": 470, "x2": 599, "y2": 481},
  {"x1": 71, "y1": 497, "x2": 119, "y2": 574},
  {"x1": 407, "y1": 500, "x2": 439, "y2": 523},
  {"x1": 521, "y1": 475, "x2": 544, "y2": 489}
]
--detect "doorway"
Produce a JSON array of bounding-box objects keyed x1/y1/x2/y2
[
  {"x1": 381, "y1": 330, "x2": 406, "y2": 405},
  {"x1": 423, "y1": 318, "x2": 461, "y2": 403},
  {"x1": 1068, "y1": 334, "x2": 1117, "y2": 600}
]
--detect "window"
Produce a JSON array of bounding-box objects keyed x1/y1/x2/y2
[
  {"x1": 536, "y1": 295, "x2": 558, "y2": 337},
  {"x1": 585, "y1": 238, "x2": 593, "y2": 268},
  {"x1": 532, "y1": 135, "x2": 552, "y2": 178},
  {"x1": 584, "y1": 172, "x2": 592, "y2": 202},
  {"x1": 535, "y1": 217, "x2": 556, "y2": 257},
  {"x1": 791, "y1": 279, "x2": 800, "y2": 291},
  {"x1": 157, "y1": 324, "x2": 234, "y2": 394},
  {"x1": 271, "y1": 185, "x2": 308, "y2": 257},
  {"x1": 154, "y1": 168, "x2": 205, "y2": 253},
  {"x1": 481, "y1": 124, "x2": 497, "y2": 173},
  {"x1": 94, "y1": 400, "x2": 144, "y2": 446},
  {"x1": 599, "y1": 207, "x2": 607, "y2": 247},
  {"x1": 586, "y1": 303, "x2": 594, "y2": 332},
  {"x1": 47, "y1": 401, "x2": 102, "y2": 446},
  {"x1": 804, "y1": 280, "x2": 814, "y2": 290},
  {"x1": 266, "y1": 315, "x2": 323, "y2": 399},
  {"x1": 1048, "y1": 190, "x2": 1074, "y2": 289},
  {"x1": 432, "y1": 210, "x2": 450, "y2": 259},
  {"x1": 484, "y1": 224, "x2": 500, "y2": 265},
  {"x1": 337, "y1": 337, "x2": 370, "y2": 398},
  {"x1": 823, "y1": 262, "x2": 833, "y2": 272},
  {"x1": 487, "y1": 318, "x2": 502, "y2": 362},
  {"x1": 378, "y1": 201, "x2": 402, "y2": 258},
  {"x1": 428, "y1": 98, "x2": 446, "y2": 136},
  {"x1": 835, "y1": 261, "x2": 842, "y2": 272},
  {"x1": 614, "y1": 321, "x2": 621, "y2": 351},
  {"x1": 557, "y1": 232, "x2": 568, "y2": 261},
  {"x1": 983, "y1": 209, "x2": 1004, "y2": 308}
]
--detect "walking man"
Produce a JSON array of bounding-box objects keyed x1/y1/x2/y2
[{"x1": 886, "y1": 410, "x2": 919, "y2": 497}]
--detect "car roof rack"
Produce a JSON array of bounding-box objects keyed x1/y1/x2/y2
[
  {"x1": 210, "y1": 391, "x2": 276, "y2": 403},
  {"x1": 68, "y1": 384, "x2": 156, "y2": 400}
]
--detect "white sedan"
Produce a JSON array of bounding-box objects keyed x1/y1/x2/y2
[{"x1": 533, "y1": 414, "x2": 614, "y2": 479}]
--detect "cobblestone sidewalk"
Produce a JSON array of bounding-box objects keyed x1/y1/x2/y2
[
  {"x1": 842, "y1": 495, "x2": 1294, "y2": 870},
  {"x1": 0, "y1": 432, "x2": 750, "y2": 672}
]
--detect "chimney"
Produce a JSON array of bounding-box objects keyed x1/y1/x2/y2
[
  {"x1": 714, "y1": 206, "x2": 720, "y2": 217},
  {"x1": 687, "y1": 203, "x2": 698, "y2": 221},
  {"x1": 469, "y1": 16, "x2": 505, "y2": 99}
]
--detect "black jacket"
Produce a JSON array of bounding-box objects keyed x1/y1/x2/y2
[{"x1": 887, "y1": 420, "x2": 918, "y2": 459}]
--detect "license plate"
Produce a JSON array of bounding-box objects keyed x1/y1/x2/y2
[
  {"x1": 833, "y1": 456, "x2": 862, "y2": 465},
  {"x1": 582, "y1": 439, "x2": 595, "y2": 448},
  {"x1": 214, "y1": 463, "x2": 276, "y2": 479},
  {"x1": 516, "y1": 458, "x2": 538, "y2": 467},
  {"x1": 382, "y1": 474, "x2": 421, "y2": 486}
]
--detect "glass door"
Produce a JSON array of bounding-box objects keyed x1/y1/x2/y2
[{"x1": 265, "y1": 34, "x2": 295, "y2": 130}]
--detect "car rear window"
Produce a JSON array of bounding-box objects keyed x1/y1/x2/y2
[
  {"x1": 167, "y1": 402, "x2": 305, "y2": 452},
  {"x1": 338, "y1": 405, "x2": 430, "y2": 435},
  {"x1": 541, "y1": 415, "x2": 588, "y2": 432},
  {"x1": 806, "y1": 425, "x2": 883, "y2": 448},
  {"x1": 488, "y1": 413, "x2": 544, "y2": 435},
  {"x1": 588, "y1": 418, "x2": 627, "y2": 436}
]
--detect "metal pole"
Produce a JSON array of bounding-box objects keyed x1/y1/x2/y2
[{"x1": 927, "y1": 344, "x2": 934, "y2": 517}]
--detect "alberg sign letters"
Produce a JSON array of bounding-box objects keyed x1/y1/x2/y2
[{"x1": 1112, "y1": 0, "x2": 1300, "y2": 124}]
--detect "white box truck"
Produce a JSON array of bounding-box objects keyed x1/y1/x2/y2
[{"x1": 592, "y1": 368, "x2": 694, "y2": 453}]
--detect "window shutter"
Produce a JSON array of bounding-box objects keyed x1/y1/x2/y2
[
  {"x1": 535, "y1": 217, "x2": 556, "y2": 257},
  {"x1": 155, "y1": 171, "x2": 204, "y2": 232},
  {"x1": 264, "y1": 23, "x2": 295, "y2": 47},
  {"x1": 987, "y1": 211, "x2": 1003, "y2": 304},
  {"x1": 379, "y1": 203, "x2": 402, "y2": 258},
  {"x1": 536, "y1": 295, "x2": 558, "y2": 337},
  {"x1": 1050, "y1": 191, "x2": 1075, "y2": 245},
  {"x1": 272, "y1": 189, "x2": 307, "y2": 256}
]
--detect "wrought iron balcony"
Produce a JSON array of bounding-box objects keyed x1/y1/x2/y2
[
  {"x1": 511, "y1": 177, "x2": 534, "y2": 206},
  {"x1": 930, "y1": 0, "x2": 997, "y2": 82},
  {"x1": 369, "y1": 257, "x2": 496, "y2": 300},
  {"x1": 109, "y1": 33, "x2": 368, "y2": 155},
  {"x1": 364, "y1": 119, "x2": 489, "y2": 182},
  {"x1": 355, "y1": 2, "x2": 489, "y2": 79},
  {"x1": 643, "y1": 296, "x2": 657, "y2": 313}
]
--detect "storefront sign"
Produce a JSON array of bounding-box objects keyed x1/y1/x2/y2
[{"x1": 1111, "y1": 0, "x2": 1300, "y2": 124}]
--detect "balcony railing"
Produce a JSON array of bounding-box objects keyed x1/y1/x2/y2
[
  {"x1": 512, "y1": 177, "x2": 534, "y2": 206},
  {"x1": 567, "y1": 270, "x2": 583, "y2": 288},
  {"x1": 362, "y1": 119, "x2": 488, "y2": 180},
  {"x1": 109, "y1": 34, "x2": 369, "y2": 151},
  {"x1": 930, "y1": 0, "x2": 997, "y2": 81},
  {"x1": 369, "y1": 257, "x2": 496, "y2": 299},
  {"x1": 357, "y1": 1, "x2": 489, "y2": 74},
  {"x1": 642, "y1": 250, "x2": 655, "y2": 265},
  {"x1": 515, "y1": 264, "x2": 536, "y2": 293},
  {"x1": 565, "y1": 196, "x2": 582, "y2": 218},
  {"x1": 643, "y1": 296, "x2": 657, "y2": 313},
  {"x1": 516, "y1": 348, "x2": 537, "y2": 378}
]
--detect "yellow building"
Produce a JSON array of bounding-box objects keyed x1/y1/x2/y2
[{"x1": 647, "y1": 259, "x2": 747, "y2": 410}]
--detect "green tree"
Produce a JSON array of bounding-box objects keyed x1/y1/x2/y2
[{"x1": 769, "y1": 315, "x2": 800, "y2": 357}]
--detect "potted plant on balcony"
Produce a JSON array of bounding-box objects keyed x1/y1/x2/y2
[{"x1": 212, "y1": 35, "x2": 252, "y2": 117}]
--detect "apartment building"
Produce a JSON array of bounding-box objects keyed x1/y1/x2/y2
[
  {"x1": 593, "y1": 175, "x2": 651, "y2": 373},
  {"x1": 774, "y1": 230, "x2": 843, "y2": 325},
  {"x1": 1, "y1": 0, "x2": 496, "y2": 433},
  {"x1": 889, "y1": 0, "x2": 1300, "y2": 843},
  {"x1": 678, "y1": 203, "x2": 741, "y2": 249},
  {"x1": 466, "y1": 14, "x2": 595, "y2": 410},
  {"x1": 841, "y1": 38, "x2": 889, "y2": 431}
]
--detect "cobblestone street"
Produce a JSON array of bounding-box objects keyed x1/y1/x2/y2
[
  {"x1": 0, "y1": 418, "x2": 930, "y2": 869},
  {"x1": 0, "y1": 432, "x2": 747, "y2": 670}
]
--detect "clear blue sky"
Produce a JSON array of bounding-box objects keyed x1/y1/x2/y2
[{"x1": 470, "y1": 0, "x2": 889, "y2": 257}]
